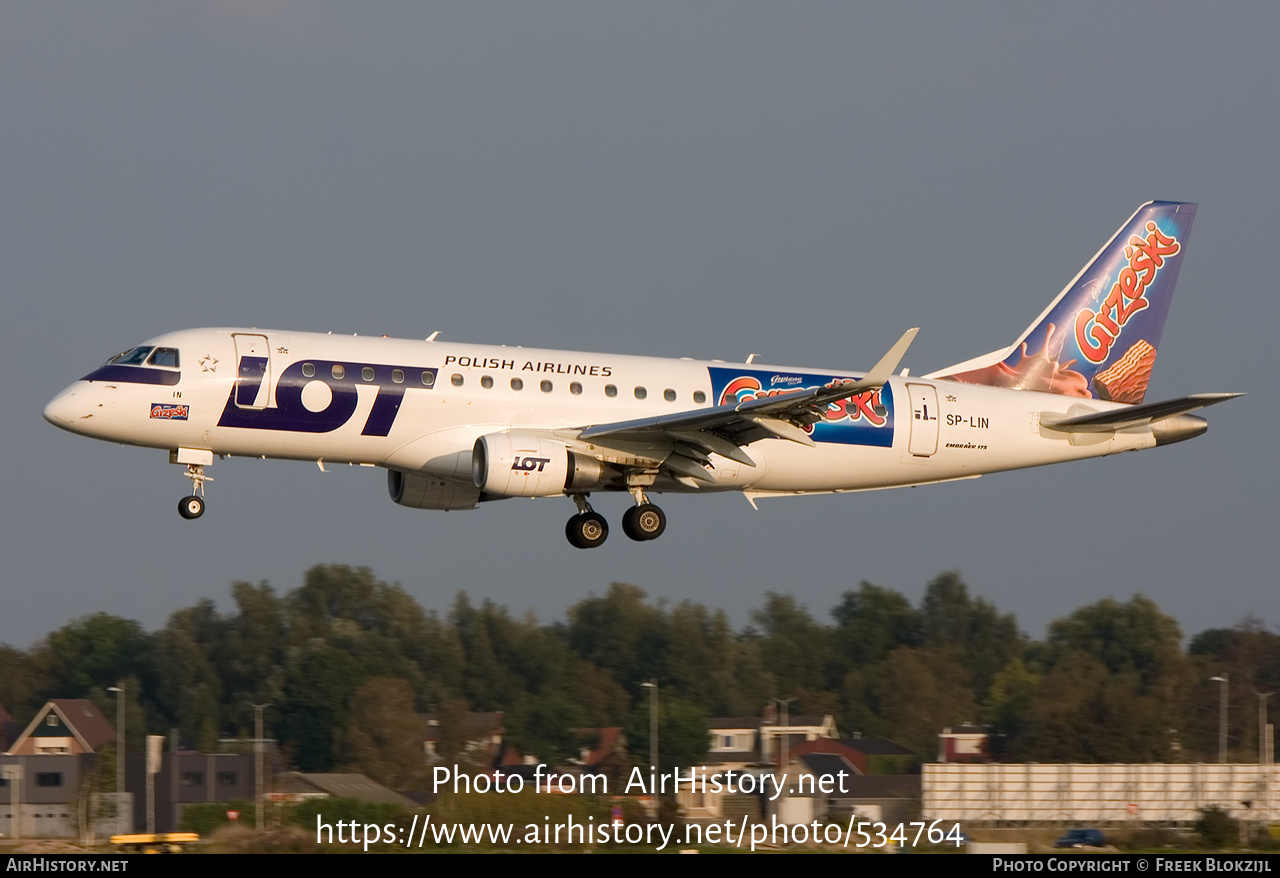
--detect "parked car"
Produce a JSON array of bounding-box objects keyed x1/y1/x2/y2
[{"x1": 1055, "y1": 828, "x2": 1107, "y2": 848}]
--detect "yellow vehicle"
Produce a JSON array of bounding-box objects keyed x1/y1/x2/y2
[{"x1": 109, "y1": 832, "x2": 199, "y2": 853}]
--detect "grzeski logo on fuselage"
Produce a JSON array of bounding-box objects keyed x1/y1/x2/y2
[
  {"x1": 217, "y1": 359, "x2": 438, "y2": 436},
  {"x1": 708, "y1": 367, "x2": 895, "y2": 447}
]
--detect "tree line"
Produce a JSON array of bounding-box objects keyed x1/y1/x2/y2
[{"x1": 1, "y1": 564, "x2": 1276, "y2": 789}]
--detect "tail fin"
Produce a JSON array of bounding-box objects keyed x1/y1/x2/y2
[{"x1": 931, "y1": 202, "x2": 1196, "y2": 404}]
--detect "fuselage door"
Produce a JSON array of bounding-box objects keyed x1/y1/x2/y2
[
  {"x1": 232, "y1": 333, "x2": 272, "y2": 409},
  {"x1": 907, "y1": 382, "x2": 939, "y2": 457}
]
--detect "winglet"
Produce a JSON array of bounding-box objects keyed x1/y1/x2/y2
[{"x1": 860, "y1": 327, "x2": 919, "y2": 389}]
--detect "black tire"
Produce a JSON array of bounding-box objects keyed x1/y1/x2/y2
[
  {"x1": 565, "y1": 511, "x2": 608, "y2": 548},
  {"x1": 178, "y1": 496, "x2": 205, "y2": 520},
  {"x1": 622, "y1": 504, "x2": 666, "y2": 541}
]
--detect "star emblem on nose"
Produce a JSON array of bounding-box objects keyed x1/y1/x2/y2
[{"x1": 200, "y1": 355, "x2": 219, "y2": 372}]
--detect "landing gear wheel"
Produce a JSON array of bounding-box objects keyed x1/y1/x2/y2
[
  {"x1": 178, "y1": 495, "x2": 205, "y2": 520},
  {"x1": 622, "y1": 504, "x2": 666, "y2": 541},
  {"x1": 566, "y1": 512, "x2": 609, "y2": 549}
]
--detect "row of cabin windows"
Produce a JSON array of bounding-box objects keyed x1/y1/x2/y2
[
  {"x1": 448, "y1": 373, "x2": 707, "y2": 404},
  {"x1": 290, "y1": 362, "x2": 710, "y2": 405},
  {"x1": 300, "y1": 363, "x2": 436, "y2": 387}
]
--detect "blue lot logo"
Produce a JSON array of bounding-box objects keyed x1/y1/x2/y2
[{"x1": 217, "y1": 359, "x2": 437, "y2": 436}]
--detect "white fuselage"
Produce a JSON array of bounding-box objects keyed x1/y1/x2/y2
[{"x1": 44, "y1": 327, "x2": 1161, "y2": 501}]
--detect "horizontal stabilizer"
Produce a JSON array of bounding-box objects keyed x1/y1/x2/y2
[{"x1": 1041, "y1": 393, "x2": 1243, "y2": 433}]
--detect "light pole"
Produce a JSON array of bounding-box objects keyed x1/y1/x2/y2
[
  {"x1": 1211, "y1": 674, "x2": 1229, "y2": 763},
  {"x1": 641, "y1": 681, "x2": 658, "y2": 773},
  {"x1": 1259, "y1": 692, "x2": 1273, "y2": 824},
  {"x1": 772, "y1": 697, "x2": 796, "y2": 772},
  {"x1": 107, "y1": 684, "x2": 124, "y2": 833},
  {"x1": 251, "y1": 703, "x2": 271, "y2": 832}
]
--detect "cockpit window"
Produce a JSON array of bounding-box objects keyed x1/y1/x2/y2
[
  {"x1": 106, "y1": 346, "x2": 154, "y2": 366},
  {"x1": 147, "y1": 348, "x2": 179, "y2": 368}
]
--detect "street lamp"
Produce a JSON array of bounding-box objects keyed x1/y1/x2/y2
[
  {"x1": 251, "y1": 704, "x2": 271, "y2": 832},
  {"x1": 772, "y1": 697, "x2": 797, "y2": 772},
  {"x1": 640, "y1": 681, "x2": 658, "y2": 773},
  {"x1": 107, "y1": 684, "x2": 124, "y2": 833},
  {"x1": 1210, "y1": 674, "x2": 1229, "y2": 763}
]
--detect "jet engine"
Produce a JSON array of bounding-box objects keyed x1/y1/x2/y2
[
  {"x1": 387, "y1": 469, "x2": 481, "y2": 510},
  {"x1": 472, "y1": 433, "x2": 606, "y2": 497}
]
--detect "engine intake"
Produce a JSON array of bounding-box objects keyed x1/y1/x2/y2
[{"x1": 472, "y1": 433, "x2": 605, "y2": 497}]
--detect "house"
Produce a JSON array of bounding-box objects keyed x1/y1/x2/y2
[
  {"x1": 0, "y1": 703, "x2": 18, "y2": 753},
  {"x1": 126, "y1": 750, "x2": 258, "y2": 834},
  {"x1": 420, "y1": 711, "x2": 504, "y2": 767},
  {"x1": 780, "y1": 749, "x2": 920, "y2": 824},
  {"x1": 6, "y1": 699, "x2": 116, "y2": 757},
  {"x1": 789, "y1": 736, "x2": 917, "y2": 775},
  {"x1": 275, "y1": 772, "x2": 416, "y2": 809},
  {"x1": 1, "y1": 699, "x2": 119, "y2": 839},
  {"x1": 680, "y1": 713, "x2": 841, "y2": 823},
  {"x1": 705, "y1": 713, "x2": 839, "y2": 771},
  {"x1": 575, "y1": 727, "x2": 630, "y2": 784},
  {"x1": 937, "y1": 725, "x2": 990, "y2": 763}
]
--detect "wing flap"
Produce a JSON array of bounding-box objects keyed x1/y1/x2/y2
[{"x1": 574, "y1": 328, "x2": 917, "y2": 484}]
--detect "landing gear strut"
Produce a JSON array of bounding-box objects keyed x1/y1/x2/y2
[
  {"x1": 178, "y1": 464, "x2": 212, "y2": 521},
  {"x1": 565, "y1": 494, "x2": 608, "y2": 549}
]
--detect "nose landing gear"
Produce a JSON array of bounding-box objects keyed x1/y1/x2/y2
[{"x1": 178, "y1": 463, "x2": 212, "y2": 521}]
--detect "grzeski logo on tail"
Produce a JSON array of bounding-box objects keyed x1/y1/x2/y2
[{"x1": 939, "y1": 202, "x2": 1195, "y2": 405}]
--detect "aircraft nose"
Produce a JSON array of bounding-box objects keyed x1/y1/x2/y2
[{"x1": 44, "y1": 386, "x2": 87, "y2": 431}]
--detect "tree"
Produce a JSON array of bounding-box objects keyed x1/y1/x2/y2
[
  {"x1": 625, "y1": 696, "x2": 709, "y2": 773},
  {"x1": 749, "y1": 593, "x2": 830, "y2": 700},
  {"x1": 919, "y1": 572, "x2": 1023, "y2": 699},
  {"x1": 830, "y1": 582, "x2": 920, "y2": 669},
  {"x1": 343, "y1": 678, "x2": 426, "y2": 790},
  {"x1": 566, "y1": 584, "x2": 669, "y2": 695}
]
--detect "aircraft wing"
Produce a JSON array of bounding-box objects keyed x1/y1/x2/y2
[
  {"x1": 1040, "y1": 392, "x2": 1243, "y2": 433},
  {"x1": 576, "y1": 328, "x2": 918, "y2": 483}
]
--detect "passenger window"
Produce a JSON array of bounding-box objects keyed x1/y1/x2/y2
[
  {"x1": 634, "y1": 387, "x2": 647, "y2": 400},
  {"x1": 302, "y1": 363, "x2": 315, "y2": 378},
  {"x1": 392, "y1": 369, "x2": 404, "y2": 384},
  {"x1": 663, "y1": 389, "x2": 676, "y2": 402},
  {"x1": 511, "y1": 377, "x2": 524, "y2": 391},
  {"x1": 540, "y1": 380, "x2": 553, "y2": 393},
  {"x1": 451, "y1": 373, "x2": 464, "y2": 387},
  {"x1": 481, "y1": 375, "x2": 494, "y2": 389},
  {"x1": 332, "y1": 365, "x2": 345, "y2": 379},
  {"x1": 362, "y1": 367, "x2": 375, "y2": 381},
  {"x1": 605, "y1": 384, "x2": 617, "y2": 398},
  {"x1": 421, "y1": 371, "x2": 435, "y2": 387},
  {"x1": 694, "y1": 391, "x2": 706, "y2": 404},
  {"x1": 570, "y1": 382, "x2": 583, "y2": 395}
]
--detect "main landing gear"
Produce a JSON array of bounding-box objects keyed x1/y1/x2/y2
[
  {"x1": 565, "y1": 491, "x2": 667, "y2": 549},
  {"x1": 177, "y1": 464, "x2": 212, "y2": 521}
]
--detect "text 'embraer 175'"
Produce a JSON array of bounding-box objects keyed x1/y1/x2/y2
[{"x1": 44, "y1": 202, "x2": 1240, "y2": 548}]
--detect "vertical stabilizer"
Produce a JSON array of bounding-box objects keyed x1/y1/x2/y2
[{"x1": 932, "y1": 202, "x2": 1196, "y2": 404}]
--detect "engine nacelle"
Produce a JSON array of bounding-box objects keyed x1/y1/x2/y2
[
  {"x1": 472, "y1": 433, "x2": 605, "y2": 497},
  {"x1": 388, "y1": 469, "x2": 481, "y2": 510}
]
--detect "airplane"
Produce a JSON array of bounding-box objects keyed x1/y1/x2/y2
[{"x1": 44, "y1": 201, "x2": 1239, "y2": 548}]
